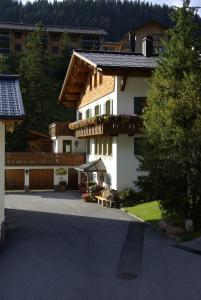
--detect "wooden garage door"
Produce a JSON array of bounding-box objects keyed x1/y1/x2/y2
[
  {"x1": 5, "y1": 169, "x2": 25, "y2": 190},
  {"x1": 29, "y1": 169, "x2": 53, "y2": 190},
  {"x1": 68, "y1": 168, "x2": 78, "y2": 190}
]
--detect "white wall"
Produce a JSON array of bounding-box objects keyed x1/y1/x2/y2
[
  {"x1": 0, "y1": 122, "x2": 5, "y2": 238},
  {"x1": 116, "y1": 76, "x2": 149, "y2": 114},
  {"x1": 87, "y1": 137, "x2": 117, "y2": 189},
  {"x1": 116, "y1": 134, "x2": 139, "y2": 190},
  {"x1": 52, "y1": 136, "x2": 86, "y2": 154}
]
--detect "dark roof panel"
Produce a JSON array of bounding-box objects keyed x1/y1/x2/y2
[
  {"x1": 75, "y1": 50, "x2": 157, "y2": 69},
  {"x1": 0, "y1": 75, "x2": 25, "y2": 120},
  {"x1": 0, "y1": 22, "x2": 107, "y2": 36}
]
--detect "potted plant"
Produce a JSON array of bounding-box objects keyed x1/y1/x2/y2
[
  {"x1": 58, "y1": 180, "x2": 67, "y2": 192},
  {"x1": 82, "y1": 192, "x2": 90, "y2": 202}
]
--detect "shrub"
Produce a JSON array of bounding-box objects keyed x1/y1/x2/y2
[{"x1": 118, "y1": 187, "x2": 137, "y2": 206}]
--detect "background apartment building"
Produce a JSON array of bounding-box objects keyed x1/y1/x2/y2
[{"x1": 0, "y1": 22, "x2": 107, "y2": 56}]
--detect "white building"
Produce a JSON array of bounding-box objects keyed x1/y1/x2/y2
[
  {"x1": 0, "y1": 75, "x2": 25, "y2": 242},
  {"x1": 59, "y1": 50, "x2": 156, "y2": 191}
]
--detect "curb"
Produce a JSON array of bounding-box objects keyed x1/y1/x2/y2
[
  {"x1": 121, "y1": 207, "x2": 179, "y2": 241},
  {"x1": 121, "y1": 207, "x2": 155, "y2": 228}
]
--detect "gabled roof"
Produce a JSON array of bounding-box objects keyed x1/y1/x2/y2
[
  {"x1": 59, "y1": 50, "x2": 157, "y2": 107},
  {"x1": 75, "y1": 158, "x2": 106, "y2": 172},
  {"x1": 75, "y1": 50, "x2": 157, "y2": 69},
  {"x1": 0, "y1": 75, "x2": 25, "y2": 120},
  {"x1": 133, "y1": 20, "x2": 168, "y2": 32},
  {"x1": 0, "y1": 22, "x2": 107, "y2": 36}
]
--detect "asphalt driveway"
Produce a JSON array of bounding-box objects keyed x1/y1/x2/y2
[{"x1": 1, "y1": 191, "x2": 201, "y2": 300}]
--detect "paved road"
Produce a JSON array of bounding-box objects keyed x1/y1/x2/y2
[{"x1": 0, "y1": 192, "x2": 201, "y2": 300}]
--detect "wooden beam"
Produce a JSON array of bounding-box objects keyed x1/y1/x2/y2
[
  {"x1": 70, "y1": 73, "x2": 87, "y2": 84},
  {"x1": 67, "y1": 85, "x2": 82, "y2": 93},
  {"x1": 102, "y1": 68, "x2": 154, "y2": 77},
  {"x1": 121, "y1": 76, "x2": 127, "y2": 91},
  {"x1": 63, "y1": 101, "x2": 77, "y2": 108}
]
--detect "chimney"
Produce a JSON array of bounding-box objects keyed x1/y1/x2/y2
[
  {"x1": 128, "y1": 32, "x2": 135, "y2": 52},
  {"x1": 142, "y1": 35, "x2": 153, "y2": 57}
]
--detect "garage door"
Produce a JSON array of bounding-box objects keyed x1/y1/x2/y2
[
  {"x1": 5, "y1": 169, "x2": 25, "y2": 190},
  {"x1": 68, "y1": 168, "x2": 78, "y2": 190},
  {"x1": 29, "y1": 169, "x2": 53, "y2": 190}
]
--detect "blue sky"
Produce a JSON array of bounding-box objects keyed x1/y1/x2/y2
[{"x1": 21, "y1": 1, "x2": 201, "y2": 15}]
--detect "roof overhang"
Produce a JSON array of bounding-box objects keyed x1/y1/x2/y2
[{"x1": 59, "y1": 51, "x2": 155, "y2": 108}]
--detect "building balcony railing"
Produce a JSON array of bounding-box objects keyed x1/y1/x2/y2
[
  {"x1": 69, "y1": 115, "x2": 142, "y2": 139},
  {"x1": 49, "y1": 122, "x2": 74, "y2": 138},
  {"x1": 6, "y1": 152, "x2": 86, "y2": 167}
]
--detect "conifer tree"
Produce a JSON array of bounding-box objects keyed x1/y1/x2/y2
[{"x1": 138, "y1": 0, "x2": 201, "y2": 222}]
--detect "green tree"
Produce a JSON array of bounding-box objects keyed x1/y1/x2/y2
[
  {"x1": 0, "y1": 54, "x2": 9, "y2": 73},
  {"x1": 6, "y1": 25, "x2": 71, "y2": 151},
  {"x1": 137, "y1": 0, "x2": 201, "y2": 223}
]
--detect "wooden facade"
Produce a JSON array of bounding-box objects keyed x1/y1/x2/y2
[
  {"x1": 49, "y1": 122, "x2": 73, "y2": 138},
  {"x1": 6, "y1": 152, "x2": 86, "y2": 167},
  {"x1": 70, "y1": 116, "x2": 142, "y2": 139},
  {"x1": 0, "y1": 23, "x2": 106, "y2": 56}
]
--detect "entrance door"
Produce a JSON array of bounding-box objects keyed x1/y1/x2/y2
[
  {"x1": 29, "y1": 169, "x2": 53, "y2": 190},
  {"x1": 5, "y1": 169, "x2": 25, "y2": 190},
  {"x1": 68, "y1": 168, "x2": 78, "y2": 190}
]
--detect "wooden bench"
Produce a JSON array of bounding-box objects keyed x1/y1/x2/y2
[{"x1": 95, "y1": 195, "x2": 116, "y2": 208}]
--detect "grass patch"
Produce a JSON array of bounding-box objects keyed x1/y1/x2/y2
[{"x1": 125, "y1": 200, "x2": 162, "y2": 226}]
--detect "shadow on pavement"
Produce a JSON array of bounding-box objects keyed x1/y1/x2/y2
[{"x1": 0, "y1": 209, "x2": 145, "y2": 300}]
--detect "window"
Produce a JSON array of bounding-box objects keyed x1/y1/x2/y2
[
  {"x1": 85, "y1": 109, "x2": 92, "y2": 119},
  {"x1": 105, "y1": 100, "x2": 113, "y2": 115},
  {"x1": 51, "y1": 34, "x2": 60, "y2": 42},
  {"x1": 14, "y1": 32, "x2": 22, "y2": 39},
  {"x1": 99, "y1": 72, "x2": 103, "y2": 85},
  {"x1": 134, "y1": 138, "x2": 144, "y2": 156},
  {"x1": 107, "y1": 137, "x2": 112, "y2": 156},
  {"x1": 94, "y1": 105, "x2": 100, "y2": 116},
  {"x1": 94, "y1": 73, "x2": 97, "y2": 88},
  {"x1": 94, "y1": 138, "x2": 98, "y2": 154},
  {"x1": 78, "y1": 112, "x2": 82, "y2": 120},
  {"x1": 86, "y1": 139, "x2": 90, "y2": 154},
  {"x1": 15, "y1": 44, "x2": 22, "y2": 52},
  {"x1": 94, "y1": 137, "x2": 112, "y2": 156},
  {"x1": 52, "y1": 46, "x2": 59, "y2": 54},
  {"x1": 0, "y1": 31, "x2": 10, "y2": 54},
  {"x1": 63, "y1": 140, "x2": 72, "y2": 153},
  {"x1": 134, "y1": 97, "x2": 146, "y2": 115},
  {"x1": 102, "y1": 137, "x2": 107, "y2": 155},
  {"x1": 152, "y1": 34, "x2": 163, "y2": 42},
  {"x1": 98, "y1": 138, "x2": 102, "y2": 155},
  {"x1": 71, "y1": 35, "x2": 78, "y2": 43}
]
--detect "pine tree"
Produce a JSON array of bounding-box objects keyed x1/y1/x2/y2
[
  {"x1": 138, "y1": 0, "x2": 201, "y2": 222},
  {"x1": 0, "y1": 54, "x2": 10, "y2": 74}
]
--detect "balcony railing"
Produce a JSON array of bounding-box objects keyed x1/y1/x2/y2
[
  {"x1": 6, "y1": 152, "x2": 86, "y2": 167},
  {"x1": 49, "y1": 122, "x2": 74, "y2": 138},
  {"x1": 69, "y1": 115, "x2": 142, "y2": 139}
]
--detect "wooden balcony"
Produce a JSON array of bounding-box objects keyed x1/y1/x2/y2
[
  {"x1": 6, "y1": 152, "x2": 86, "y2": 167},
  {"x1": 49, "y1": 122, "x2": 74, "y2": 138},
  {"x1": 69, "y1": 115, "x2": 142, "y2": 139}
]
